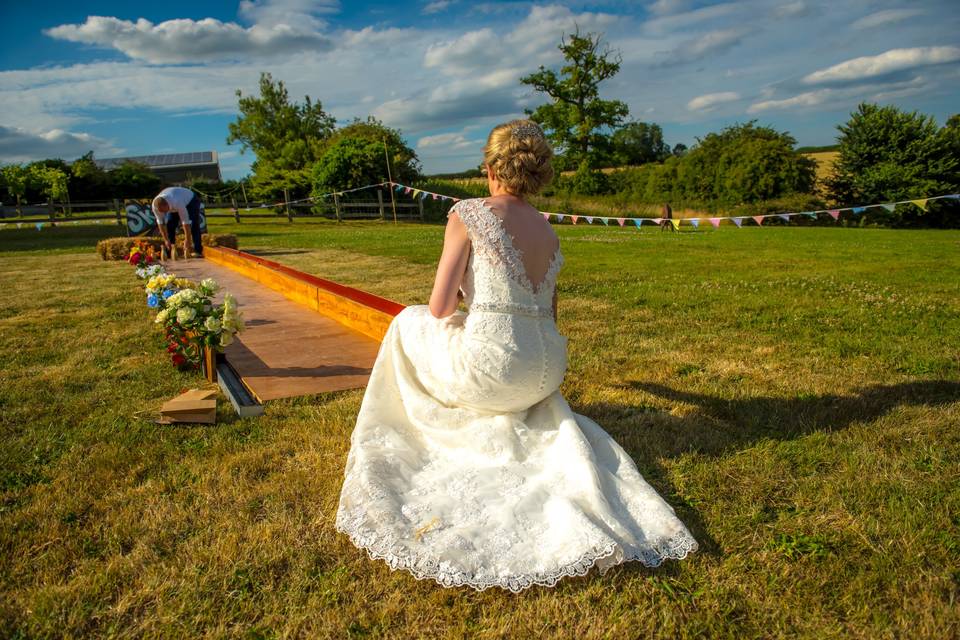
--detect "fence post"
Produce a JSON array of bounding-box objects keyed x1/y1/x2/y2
[
  {"x1": 333, "y1": 192, "x2": 342, "y2": 223},
  {"x1": 377, "y1": 189, "x2": 385, "y2": 221},
  {"x1": 283, "y1": 188, "x2": 292, "y2": 222},
  {"x1": 114, "y1": 198, "x2": 122, "y2": 228},
  {"x1": 418, "y1": 196, "x2": 424, "y2": 222},
  {"x1": 231, "y1": 196, "x2": 240, "y2": 223}
]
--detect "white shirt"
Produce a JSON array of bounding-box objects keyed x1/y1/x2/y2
[{"x1": 153, "y1": 187, "x2": 196, "y2": 225}]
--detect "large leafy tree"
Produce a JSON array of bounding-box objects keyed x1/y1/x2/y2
[
  {"x1": 609, "y1": 121, "x2": 671, "y2": 166},
  {"x1": 227, "y1": 72, "x2": 337, "y2": 199},
  {"x1": 521, "y1": 29, "x2": 629, "y2": 171},
  {"x1": 827, "y1": 103, "x2": 958, "y2": 204},
  {"x1": 312, "y1": 117, "x2": 420, "y2": 196}
]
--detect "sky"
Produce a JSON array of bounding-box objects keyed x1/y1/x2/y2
[{"x1": 0, "y1": 0, "x2": 958, "y2": 180}]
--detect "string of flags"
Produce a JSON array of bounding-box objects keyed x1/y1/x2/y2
[{"x1": 4, "y1": 182, "x2": 957, "y2": 230}]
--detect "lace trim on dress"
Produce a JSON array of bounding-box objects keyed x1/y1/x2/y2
[
  {"x1": 335, "y1": 509, "x2": 699, "y2": 593},
  {"x1": 451, "y1": 199, "x2": 564, "y2": 297}
]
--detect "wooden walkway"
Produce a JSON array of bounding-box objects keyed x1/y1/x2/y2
[{"x1": 164, "y1": 256, "x2": 394, "y2": 402}]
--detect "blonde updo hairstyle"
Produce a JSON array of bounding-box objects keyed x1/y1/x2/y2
[{"x1": 482, "y1": 119, "x2": 554, "y2": 197}]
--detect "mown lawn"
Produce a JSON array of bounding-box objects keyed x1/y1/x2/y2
[{"x1": 1, "y1": 218, "x2": 958, "y2": 639}]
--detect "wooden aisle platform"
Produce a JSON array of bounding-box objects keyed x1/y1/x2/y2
[{"x1": 163, "y1": 251, "x2": 404, "y2": 402}]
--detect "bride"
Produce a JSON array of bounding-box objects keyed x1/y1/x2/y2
[{"x1": 335, "y1": 119, "x2": 698, "y2": 592}]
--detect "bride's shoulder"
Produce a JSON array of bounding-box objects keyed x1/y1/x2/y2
[{"x1": 446, "y1": 197, "x2": 486, "y2": 223}]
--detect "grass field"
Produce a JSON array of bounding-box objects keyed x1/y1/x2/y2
[{"x1": 1, "y1": 218, "x2": 959, "y2": 638}]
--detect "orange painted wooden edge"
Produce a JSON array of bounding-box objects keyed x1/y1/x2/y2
[{"x1": 205, "y1": 246, "x2": 406, "y2": 317}]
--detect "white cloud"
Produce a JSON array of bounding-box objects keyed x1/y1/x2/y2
[
  {"x1": 803, "y1": 46, "x2": 960, "y2": 85},
  {"x1": 417, "y1": 132, "x2": 474, "y2": 149},
  {"x1": 852, "y1": 9, "x2": 924, "y2": 30},
  {"x1": 239, "y1": 0, "x2": 339, "y2": 29},
  {"x1": 687, "y1": 91, "x2": 740, "y2": 111},
  {"x1": 0, "y1": 126, "x2": 120, "y2": 163},
  {"x1": 747, "y1": 89, "x2": 832, "y2": 113},
  {"x1": 658, "y1": 27, "x2": 749, "y2": 65},
  {"x1": 772, "y1": 1, "x2": 810, "y2": 19},
  {"x1": 44, "y1": 15, "x2": 334, "y2": 64},
  {"x1": 647, "y1": 0, "x2": 694, "y2": 16},
  {"x1": 423, "y1": 0, "x2": 454, "y2": 15}
]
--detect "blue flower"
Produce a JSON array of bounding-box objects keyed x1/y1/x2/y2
[
  {"x1": 162, "y1": 288, "x2": 176, "y2": 299},
  {"x1": 147, "y1": 293, "x2": 160, "y2": 308}
]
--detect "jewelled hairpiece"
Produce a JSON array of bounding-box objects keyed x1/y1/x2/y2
[{"x1": 511, "y1": 122, "x2": 544, "y2": 140}]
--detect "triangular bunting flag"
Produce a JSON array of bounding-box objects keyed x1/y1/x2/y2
[
  {"x1": 852, "y1": 207, "x2": 866, "y2": 214},
  {"x1": 731, "y1": 217, "x2": 743, "y2": 227},
  {"x1": 571, "y1": 215, "x2": 578, "y2": 224},
  {"x1": 709, "y1": 218, "x2": 721, "y2": 228},
  {"x1": 600, "y1": 218, "x2": 609, "y2": 225},
  {"x1": 16, "y1": 223, "x2": 22, "y2": 228},
  {"x1": 617, "y1": 218, "x2": 625, "y2": 226},
  {"x1": 585, "y1": 216, "x2": 594, "y2": 224},
  {"x1": 633, "y1": 219, "x2": 643, "y2": 228},
  {"x1": 910, "y1": 199, "x2": 928, "y2": 211},
  {"x1": 36, "y1": 223, "x2": 43, "y2": 230},
  {"x1": 777, "y1": 214, "x2": 791, "y2": 221},
  {"x1": 828, "y1": 209, "x2": 840, "y2": 220},
  {"x1": 689, "y1": 219, "x2": 700, "y2": 228},
  {"x1": 805, "y1": 211, "x2": 817, "y2": 218},
  {"x1": 752, "y1": 216, "x2": 764, "y2": 226},
  {"x1": 432, "y1": 193, "x2": 438, "y2": 200},
  {"x1": 652, "y1": 218, "x2": 663, "y2": 224},
  {"x1": 543, "y1": 213, "x2": 551, "y2": 221},
  {"x1": 670, "y1": 218, "x2": 680, "y2": 230}
]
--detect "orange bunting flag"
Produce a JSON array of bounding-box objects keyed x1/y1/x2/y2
[
  {"x1": 752, "y1": 216, "x2": 764, "y2": 226},
  {"x1": 617, "y1": 217, "x2": 625, "y2": 226},
  {"x1": 571, "y1": 215, "x2": 579, "y2": 225}
]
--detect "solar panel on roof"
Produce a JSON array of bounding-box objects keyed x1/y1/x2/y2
[{"x1": 94, "y1": 151, "x2": 218, "y2": 169}]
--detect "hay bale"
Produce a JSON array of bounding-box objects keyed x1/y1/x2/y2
[{"x1": 96, "y1": 234, "x2": 238, "y2": 259}]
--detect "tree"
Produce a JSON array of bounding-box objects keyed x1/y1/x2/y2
[
  {"x1": 311, "y1": 118, "x2": 420, "y2": 196},
  {"x1": 109, "y1": 161, "x2": 161, "y2": 198},
  {"x1": 672, "y1": 143, "x2": 688, "y2": 157},
  {"x1": 1, "y1": 165, "x2": 30, "y2": 215},
  {"x1": 227, "y1": 72, "x2": 336, "y2": 199},
  {"x1": 609, "y1": 121, "x2": 670, "y2": 166},
  {"x1": 70, "y1": 151, "x2": 111, "y2": 201},
  {"x1": 521, "y1": 29, "x2": 629, "y2": 171},
  {"x1": 827, "y1": 103, "x2": 958, "y2": 205}
]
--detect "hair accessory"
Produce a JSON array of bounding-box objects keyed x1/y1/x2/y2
[{"x1": 511, "y1": 122, "x2": 545, "y2": 140}]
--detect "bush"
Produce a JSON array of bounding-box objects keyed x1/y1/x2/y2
[{"x1": 96, "y1": 234, "x2": 238, "y2": 260}]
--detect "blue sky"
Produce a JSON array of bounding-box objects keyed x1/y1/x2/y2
[{"x1": 1, "y1": 0, "x2": 958, "y2": 179}]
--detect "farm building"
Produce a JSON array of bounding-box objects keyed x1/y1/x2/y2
[{"x1": 95, "y1": 151, "x2": 222, "y2": 184}]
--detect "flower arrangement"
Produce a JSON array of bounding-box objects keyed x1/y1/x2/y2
[
  {"x1": 135, "y1": 263, "x2": 165, "y2": 279},
  {"x1": 154, "y1": 278, "x2": 245, "y2": 368},
  {"x1": 144, "y1": 273, "x2": 194, "y2": 309},
  {"x1": 127, "y1": 239, "x2": 158, "y2": 268}
]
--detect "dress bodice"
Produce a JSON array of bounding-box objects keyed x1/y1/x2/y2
[{"x1": 448, "y1": 198, "x2": 564, "y2": 318}]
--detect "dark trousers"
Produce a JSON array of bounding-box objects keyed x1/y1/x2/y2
[{"x1": 165, "y1": 195, "x2": 203, "y2": 255}]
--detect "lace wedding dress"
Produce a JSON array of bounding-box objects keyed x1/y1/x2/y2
[{"x1": 335, "y1": 197, "x2": 698, "y2": 592}]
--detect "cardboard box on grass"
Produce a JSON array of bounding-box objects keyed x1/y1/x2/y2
[{"x1": 159, "y1": 389, "x2": 217, "y2": 424}]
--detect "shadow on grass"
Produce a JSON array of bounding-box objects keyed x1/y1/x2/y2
[
  {"x1": 569, "y1": 378, "x2": 960, "y2": 569},
  {"x1": 0, "y1": 225, "x2": 120, "y2": 253}
]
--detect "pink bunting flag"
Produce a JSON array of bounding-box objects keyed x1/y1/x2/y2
[
  {"x1": 652, "y1": 218, "x2": 663, "y2": 224},
  {"x1": 617, "y1": 218, "x2": 625, "y2": 226},
  {"x1": 828, "y1": 209, "x2": 840, "y2": 220},
  {"x1": 543, "y1": 213, "x2": 551, "y2": 221},
  {"x1": 709, "y1": 217, "x2": 721, "y2": 228},
  {"x1": 752, "y1": 216, "x2": 764, "y2": 226},
  {"x1": 571, "y1": 215, "x2": 579, "y2": 225}
]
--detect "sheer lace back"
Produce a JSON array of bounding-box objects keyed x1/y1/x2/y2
[{"x1": 449, "y1": 198, "x2": 564, "y2": 311}]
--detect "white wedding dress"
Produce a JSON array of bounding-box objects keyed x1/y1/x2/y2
[{"x1": 335, "y1": 197, "x2": 698, "y2": 592}]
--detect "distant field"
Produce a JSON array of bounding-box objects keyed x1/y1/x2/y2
[
  {"x1": 804, "y1": 151, "x2": 839, "y2": 196},
  {"x1": 1, "y1": 219, "x2": 958, "y2": 638}
]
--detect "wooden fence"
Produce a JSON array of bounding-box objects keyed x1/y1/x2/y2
[{"x1": 0, "y1": 188, "x2": 431, "y2": 228}]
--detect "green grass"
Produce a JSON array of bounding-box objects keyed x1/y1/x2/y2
[{"x1": 1, "y1": 218, "x2": 959, "y2": 638}]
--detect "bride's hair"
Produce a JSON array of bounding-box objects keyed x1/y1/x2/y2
[{"x1": 482, "y1": 119, "x2": 554, "y2": 197}]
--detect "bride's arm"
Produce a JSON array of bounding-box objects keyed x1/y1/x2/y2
[{"x1": 428, "y1": 211, "x2": 470, "y2": 318}]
